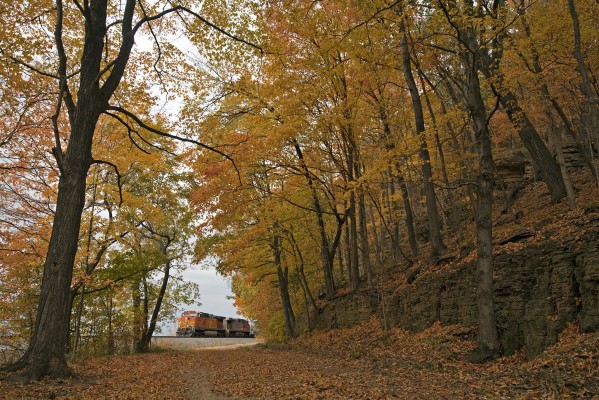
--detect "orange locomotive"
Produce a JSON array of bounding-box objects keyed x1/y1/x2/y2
[{"x1": 176, "y1": 311, "x2": 226, "y2": 337}]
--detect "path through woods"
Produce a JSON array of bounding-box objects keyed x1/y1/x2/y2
[{"x1": 0, "y1": 323, "x2": 597, "y2": 399}]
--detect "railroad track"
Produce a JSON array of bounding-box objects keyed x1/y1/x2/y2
[{"x1": 151, "y1": 336, "x2": 259, "y2": 351}]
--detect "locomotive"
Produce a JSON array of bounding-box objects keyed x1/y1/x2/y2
[{"x1": 176, "y1": 311, "x2": 254, "y2": 337}]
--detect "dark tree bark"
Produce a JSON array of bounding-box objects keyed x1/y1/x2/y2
[
  {"x1": 131, "y1": 278, "x2": 143, "y2": 352},
  {"x1": 464, "y1": 61, "x2": 501, "y2": 360},
  {"x1": 273, "y1": 233, "x2": 297, "y2": 339},
  {"x1": 568, "y1": 0, "x2": 599, "y2": 152},
  {"x1": 106, "y1": 290, "x2": 115, "y2": 355},
  {"x1": 551, "y1": 97, "x2": 599, "y2": 186},
  {"x1": 474, "y1": 1, "x2": 567, "y2": 202},
  {"x1": 292, "y1": 140, "x2": 336, "y2": 299},
  {"x1": 490, "y1": 90, "x2": 568, "y2": 202},
  {"x1": 397, "y1": 172, "x2": 419, "y2": 258},
  {"x1": 517, "y1": 12, "x2": 577, "y2": 208},
  {"x1": 399, "y1": 20, "x2": 445, "y2": 258},
  {"x1": 358, "y1": 189, "x2": 372, "y2": 287},
  {"x1": 6, "y1": 0, "x2": 110, "y2": 376},
  {"x1": 437, "y1": 0, "x2": 501, "y2": 360},
  {"x1": 343, "y1": 217, "x2": 352, "y2": 284},
  {"x1": 348, "y1": 147, "x2": 361, "y2": 291}
]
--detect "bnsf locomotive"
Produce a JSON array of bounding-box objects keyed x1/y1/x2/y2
[{"x1": 176, "y1": 311, "x2": 254, "y2": 337}]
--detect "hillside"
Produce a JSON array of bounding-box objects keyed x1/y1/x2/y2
[{"x1": 309, "y1": 168, "x2": 599, "y2": 359}]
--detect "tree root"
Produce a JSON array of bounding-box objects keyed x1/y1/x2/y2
[
  {"x1": 465, "y1": 345, "x2": 502, "y2": 363},
  {"x1": 1, "y1": 354, "x2": 74, "y2": 381}
]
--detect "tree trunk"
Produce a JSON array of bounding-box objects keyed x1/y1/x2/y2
[
  {"x1": 289, "y1": 231, "x2": 319, "y2": 313},
  {"x1": 517, "y1": 13, "x2": 578, "y2": 208},
  {"x1": 292, "y1": 140, "x2": 336, "y2": 299},
  {"x1": 568, "y1": 0, "x2": 599, "y2": 152},
  {"x1": 384, "y1": 173, "x2": 402, "y2": 262},
  {"x1": 6, "y1": 152, "x2": 94, "y2": 379},
  {"x1": 397, "y1": 172, "x2": 419, "y2": 258},
  {"x1": 399, "y1": 25, "x2": 445, "y2": 257},
  {"x1": 136, "y1": 274, "x2": 150, "y2": 353},
  {"x1": 73, "y1": 287, "x2": 85, "y2": 353},
  {"x1": 131, "y1": 278, "x2": 143, "y2": 353},
  {"x1": 496, "y1": 91, "x2": 567, "y2": 202},
  {"x1": 138, "y1": 260, "x2": 171, "y2": 352},
  {"x1": 2, "y1": 0, "x2": 137, "y2": 378},
  {"x1": 460, "y1": 27, "x2": 502, "y2": 360},
  {"x1": 543, "y1": 98, "x2": 577, "y2": 210},
  {"x1": 107, "y1": 290, "x2": 114, "y2": 355},
  {"x1": 551, "y1": 98, "x2": 599, "y2": 186},
  {"x1": 347, "y1": 146, "x2": 361, "y2": 292},
  {"x1": 273, "y1": 234, "x2": 297, "y2": 338},
  {"x1": 344, "y1": 218, "x2": 352, "y2": 285},
  {"x1": 358, "y1": 190, "x2": 371, "y2": 287},
  {"x1": 475, "y1": 32, "x2": 567, "y2": 202}
]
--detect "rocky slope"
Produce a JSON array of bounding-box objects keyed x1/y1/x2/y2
[{"x1": 312, "y1": 171, "x2": 599, "y2": 359}]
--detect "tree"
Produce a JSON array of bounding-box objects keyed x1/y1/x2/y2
[
  {"x1": 1, "y1": 0, "x2": 260, "y2": 379},
  {"x1": 434, "y1": 0, "x2": 503, "y2": 359}
]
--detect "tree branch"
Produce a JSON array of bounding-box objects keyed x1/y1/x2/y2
[
  {"x1": 91, "y1": 159, "x2": 124, "y2": 206},
  {"x1": 135, "y1": 5, "x2": 264, "y2": 53},
  {"x1": 70, "y1": 0, "x2": 84, "y2": 15},
  {"x1": 103, "y1": 110, "x2": 174, "y2": 155},
  {"x1": 106, "y1": 105, "x2": 241, "y2": 180}
]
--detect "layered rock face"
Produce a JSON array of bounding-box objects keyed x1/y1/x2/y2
[{"x1": 313, "y1": 219, "x2": 599, "y2": 359}]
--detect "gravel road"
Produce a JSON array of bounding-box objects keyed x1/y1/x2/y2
[{"x1": 151, "y1": 336, "x2": 260, "y2": 351}]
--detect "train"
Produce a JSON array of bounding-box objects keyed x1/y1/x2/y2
[{"x1": 176, "y1": 311, "x2": 254, "y2": 337}]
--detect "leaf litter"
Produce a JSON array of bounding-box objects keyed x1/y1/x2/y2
[{"x1": 1, "y1": 320, "x2": 596, "y2": 399}]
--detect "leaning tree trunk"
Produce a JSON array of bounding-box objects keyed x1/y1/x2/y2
[
  {"x1": 273, "y1": 234, "x2": 297, "y2": 338},
  {"x1": 292, "y1": 140, "x2": 335, "y2": 299},
  {"x1": 495, "y1": 91, "x2": 568, "y2": 202},
  {"x1": 477, "y1": 41, "x2": 567, "y2": 201},
  {"x1": 568, "y1": 0, "x2": 599, "y2": 152},
  {"x1": 517, "y1": 12, "x2": 578, "y2": 207},
  {"x1": 399, "y1": 24, "x2": 445, "y2": 258}
]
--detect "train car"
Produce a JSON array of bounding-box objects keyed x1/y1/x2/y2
[
  {"x1": 224, "y1": 318, "x2": 253, "y2": 337},
  {"x1": 176, "y1": 311, "x2": 226, "y2": 337}
]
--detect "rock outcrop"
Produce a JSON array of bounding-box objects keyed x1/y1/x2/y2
[{"x1": 312, "y1": 214, "x2": 599, "y2": 359}]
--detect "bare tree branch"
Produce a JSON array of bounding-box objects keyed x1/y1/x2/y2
[
  {"x1": 103, "y1": 110, "x2": 177, "y2": 155},
  {"x1": 137, "y1": 0, "x2": 169, "y2": 93},
  {"x1": 91, "y1": 159, "x2": 124, "y2": 206},
  {"x1": 105, "y1": 105, "x2": 241, "y2": 180}
]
